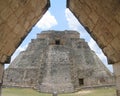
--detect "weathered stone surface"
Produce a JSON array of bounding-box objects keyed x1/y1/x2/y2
[
  {"x1": 0, "y1": 64, "x2": 4, "y2": 83},
  {"x1": 67, "y1": 0, "x2": 120, "y2": 64},
  {"x1": 113, "y1": 62, "x2": 120, "y2": 96},
  {"x1": 0, "y1": 0, "x2": 119, "y2": 95},
  {"x1": 0, "y1": 0, "x2": 50, "y2": 64},
  {"x1": 3, "y1": 30, "x2": 114, "y2": 93}
]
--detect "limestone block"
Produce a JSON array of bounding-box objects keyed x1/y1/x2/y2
[
  {"x1": 84, "y1": 17, "x2": 95, "y2": 31},
  {"x1": 14, "y1": 7, "x2": 24, "y2": 18},
  {"x1": 14, "y1": 24, "x2": 22, "y2": 34},
  {"x1": 115, "y1": 7, "x2": 120, "y2": 24},
  {"x1": 116, "y1": 76, "x2": 120, "y2": 89},
  {"x1": 93, "y1": 18, "x2": 108, "y2": 36},
  {"x1": 9, "y1": 0, "x2": 20, "y2": 12},
  {"x1": 0, "y1": 1, "x2": 8, "y2": 12},
  {"x1": 109, "y1": 20, "x2": 120, "y2": 37},
  {"x1": 113, "y1": 62, "x2": 120, "y2": 94},
  {"x1": 103, "y1": 31, "x2": 114, "y2": 43},
  {"x1": 0, "y1": 7, "x2": 12, "y2": 20},
  {"x1": 0, "y1": 64, "x2": 4, "y2": 83},
  {"x1": 0, "y1": 55, "x2": 7, "y2": 63},
  {"x1": 111, "y1": 37, "x2": 120, "y2": 53},
  {"x1": 111, "y1": 53, "x2": 120, "y2": 64},
  {"x1": 0, "y1": 25, "x2": 8, "y2": 41},
  {"x1": 103, "y1": 44, "x2": 115, "y2": 58},
  {"x1": 83, "y1": 3, "x2": 91, "y2": 15},
  {"x1": 78, "y1": 11, "x2": 88, "y2": 26},
  {"x1": 35, "y1": 0, "x2": 49, "y2": 17},
  {"x1": 99, "y1": 35, "x2": 108, "y2": 48},
  {"x1": 7, "y1": 13, "x2": 17, "y2": 29},
  {"x1": 89, "y1": 10, "x2": 99, "y2": 25},
  {"x1": 113, "y1": 62, "x2": 120, "y2": 76}
]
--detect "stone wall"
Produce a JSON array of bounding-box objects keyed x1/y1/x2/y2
[
  {"x1": 67, "y1": 0, "x2": 120, "y2": 64},
  {"x1": 38, "y1": 46, "x2": 74, "y2": 93},
  {"x1": 0, "y1": 0, "x2": 50, "y2": 64}
]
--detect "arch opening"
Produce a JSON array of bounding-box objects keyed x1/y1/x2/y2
[{"x1": 0, "y1": 0, "x2": 117, "y2": 95}]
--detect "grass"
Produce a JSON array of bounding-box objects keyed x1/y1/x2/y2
[
  {"x1": 60, "y1": 88, "x2": 116, "y2": 96},
  {"x1": 2, "y1": 87, "x2": 116, "y2": 96},
  {"x1": 2, "y1": 88, "x2": 52, "y2": 96}
]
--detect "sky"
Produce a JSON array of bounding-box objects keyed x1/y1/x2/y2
[{"x1": 5, "y1": 0, "x2": 113, "y2": 72}]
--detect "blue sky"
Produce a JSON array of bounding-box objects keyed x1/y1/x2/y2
[{"x1": 5, "y1": 0, "x2": 113, "y2": 72}]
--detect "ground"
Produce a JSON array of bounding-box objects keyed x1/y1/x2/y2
[{"x1": 2, "y1": 87, "x2": 116, "y2": 96}]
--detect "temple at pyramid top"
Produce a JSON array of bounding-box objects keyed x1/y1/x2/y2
[
  {"x1": 37, "y1": 30, "x2": 80, "y2": 39},
  {"x1": 3, "y1": 30, "x2": 114, "y2": 93}
]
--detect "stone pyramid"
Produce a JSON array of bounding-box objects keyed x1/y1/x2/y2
[{"x1": 3, "y1": 30, "x2": 114, "y2": 93}]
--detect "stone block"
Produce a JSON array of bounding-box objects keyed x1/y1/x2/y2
[
  {"x1": 18, "y1": 14, "x2": 26, "y2": 27},
  {"x1": 84, "y1": 4, "x2": 91, "y2": 15},
  {"x1": 99, "y1": 35, "x2": 108, "y2": 48},
  {"x1": 103, "y1": 31, "x2": 114, "y2": 43},
  {"x1": 116, "y1": 90, "x2": 120, "y2": 96},
  {"x1": 89, "y1": 10, "x2": 99, "y2": 25},
  {"x1": 77, "y1": 11, "x2": 88, "y2": 25},
  {"x1": 84, "y1": 17, "x2": 95, "y2": 31},
  {"x1": 0, "y1": 0, "x2": 8, "y2": 12},
  {"x1": 0, "y1": 24, "x2": 8, "y2": 40},
  {"x1": 7, "y1": 13, "x2": 17, "y2": 29},
  {"x1": 0, "y1": 55, "x2": 7, "y2": 63},
  {"x1": 0, "y1": 64, "x2": 4, "y2": 83},
  {"x1": 110, "y1": 53, "x2": 120, "y2": 63},
  {"x1": 24, "y1": 21, "x2": 30, "y2": 30},
  {"x1": 30, "y1": 0, "x2": 37, "y2": 9},
  {"x1": 14, "y1": 24, "x2": 22, "y2": 35},
  {"x1": 93, "y1": 18, "x2": 108, "y2": 38},
  {"x1": 115, "y1": 76, "x2": 120, "y2": 89},
  {"x1": 109, "y1": 20, "x2": 120, "y2": 37},
  {"x1": 103, "y1": 44, "x2": 115, "y2": 57},
  {"x1": 113, "y1": 62, "x2": 120, "y2": 90},
  {"x1": 26, "y1": 11, "x2": 35, "y2": 22},
  {"x1": 115, "y1": 8, "x2": 120, "y2": 24},
  {"x1": 9, "y1": 0, "x2": 20, "y2": 12},
  {"x1": 14, "y1": 7, "x2": 24, "y2": 18},
  {"x1": 0, "y1": 7, "x2": 13, "y2": 20},
  {"x1": 111, "y1": 37, "x2": 120, "y2": 53}
]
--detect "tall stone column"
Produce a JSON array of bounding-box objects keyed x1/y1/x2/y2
[
  {"x1": 113, "y1": 62, "x2": 120, "y2": 96},
  {"x1": 0, "y1": 64, "x2": 4, "y2": 96}
]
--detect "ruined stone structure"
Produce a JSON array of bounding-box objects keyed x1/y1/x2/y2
[
  {"x1": 0, "y1": 0, "x2": 120, "y2": 95},
  {"x1": 4, "y1": 30, "x2": 114, "y2": 93}
]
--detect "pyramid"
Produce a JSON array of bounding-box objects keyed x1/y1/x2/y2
[{"x1": 3, "y1": 30, "x2": 114, "y2": 93}]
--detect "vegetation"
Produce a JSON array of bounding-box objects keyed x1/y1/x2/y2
[
  {"x1": 2, "y1": 87, "x2": 116, "y2": 96},
  {"x1": 2, "y1": 88, "x2": 52, "y2": 96}
]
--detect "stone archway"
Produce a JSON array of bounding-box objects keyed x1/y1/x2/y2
[
  {"x1": 0, "y1": 0, "x2": 120, "y2": 95},
  {"x1": 0, "y1": 0, "x2": 50, "y2": 95},
  {"x1": 67, "y1": 0, "x2": 120, "y2": 95}
]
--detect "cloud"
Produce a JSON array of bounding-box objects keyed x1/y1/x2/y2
[
  {"x1": 65, "y1": 8, "x2": 90, "y2": 39},
  {"x1": 65, "y1": 8, "x2": 80, "y2": 30},
  {"x1": 36, "y1": 11, "x2": 58, "y2": 30}
]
